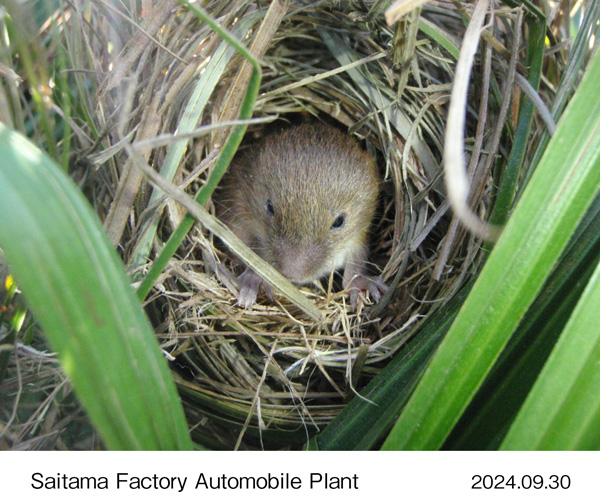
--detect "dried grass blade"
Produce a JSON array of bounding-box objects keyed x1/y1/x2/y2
[
  {"x1": 443, "y1": 0, "x2": 501, "y2": 241},
  {"x1": 385, "y1": 0, "x2": 430, "y2": 26},
  {"x1": 212, "y1": 0, "x2": 290, "y2": 147}
]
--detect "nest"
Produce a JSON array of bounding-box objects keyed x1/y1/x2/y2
[
  {"x1": 119, "y1": 1, "x2": 497, "y2": 450},
  {"x1": 83, "y1": 0, "x2": 545, "y2": 448}
]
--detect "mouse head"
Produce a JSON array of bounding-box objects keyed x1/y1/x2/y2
[{"x1": 231, "y1": 124, "x2": 379, "y2": 283}]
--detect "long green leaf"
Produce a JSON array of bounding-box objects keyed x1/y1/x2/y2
[
  {"x1": 500, "y1": 258, "x2": 600, "y2": 450},
  {"x1": 489, "y1": 16, "x2": 545, "y2": 227},
  {"x1": 0, "y1": 123, "x2": 192, "y2": 450},
  {"x1": 446, "y1": 192, "x2": 600, "y2": 449},
  {"x1": 382, "y1": 48, "x2": 600, "y2": 450}
]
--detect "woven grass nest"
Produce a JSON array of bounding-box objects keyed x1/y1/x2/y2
[{"x1": 87, "y1": 0, "x2": 540, "y2": 449}]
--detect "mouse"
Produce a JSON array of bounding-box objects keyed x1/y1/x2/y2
[{"x1": 216, "y1": 122, "x2": 387, "y2": 308}]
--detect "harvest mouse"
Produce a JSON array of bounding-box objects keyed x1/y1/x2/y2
[{"x1": 217, "y1": 122, "x2": 387, "y2": 308}]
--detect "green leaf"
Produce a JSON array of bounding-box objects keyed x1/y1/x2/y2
[
  {"x1": 500, "y1": 257, "x2": 600, "y2": 450},
  {"x1": 489, "y1": 16, "x2": 545, "y2": 227},
  {"x1": 418, "y1": 18, "x2": 459, "y2": 60},
  {"x1": 381, "y1": 48, "x2": 600, "y2": 450},
  {"x1": 445, "y1": 193, "x2": 600, "y2": 449},
  {"x1": 0, "y1": 123, "x2": 192, "y2": 450}
]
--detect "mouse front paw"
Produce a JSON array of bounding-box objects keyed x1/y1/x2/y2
[
  {"x1": 236, "y1": 268, "x2": 272, "y2": 309},
  {"x1": 346, "y1": 274, "x2": 388, "y2": 308}
]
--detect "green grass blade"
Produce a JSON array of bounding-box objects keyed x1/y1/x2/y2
[
  {"x1": 501, "y1": 256, "x2": 600, "y2": 450},
  {"x1": 418, "y1": 18, "x2": 459, "y2": 59},
  {"x1": 381, "y1": 48, "x2": 600, "y2": 450},
  {"x1": 489, "y1": 16, "x2": 545, "y2": 227},
  {"x1": 0, "y1": 123, "x2": 192, "y2": 450},
  {"x1": 446, "y1": 195, "x2": 600, "y2": 449}
]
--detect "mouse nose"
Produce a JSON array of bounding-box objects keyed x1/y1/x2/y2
[{"x1": 276, "y1": 240, "x2": 323, "y2": 283}]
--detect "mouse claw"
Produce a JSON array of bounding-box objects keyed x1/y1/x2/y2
[
  {"x1": 236, "y1": 268, "x2": 272, "y2": 308},
  {"x1": 347, "y1": 275, "x2": 388, "y2": 308}
]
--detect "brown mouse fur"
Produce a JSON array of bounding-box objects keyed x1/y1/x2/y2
[{"x1": 217, "y1": 122, "x2": 386, "y2": 307}]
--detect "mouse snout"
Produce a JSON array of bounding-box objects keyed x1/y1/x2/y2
[{"x1": 274, "y1": 239, "x2": 325, "y2": 283}]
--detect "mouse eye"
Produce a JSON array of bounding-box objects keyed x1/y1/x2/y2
[
  {"x1": 331, "y1": 214, "x2": 346, "y2": 230},
  {"x1": 265, "y1": 199, "x2": 275, "y2": 217}
]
